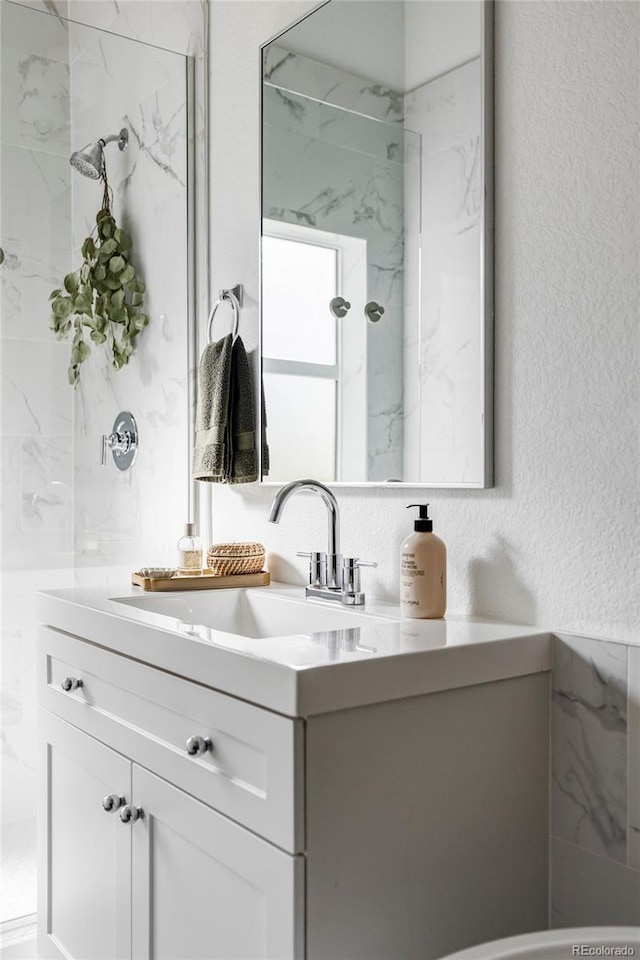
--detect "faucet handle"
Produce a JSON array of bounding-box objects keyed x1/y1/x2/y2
[
  {"x1": 297, "y1": 551, "x2": 328, "y2": 587},
  {"x1": 341, "y1": 558, "x2": 377, "y2": 597}
]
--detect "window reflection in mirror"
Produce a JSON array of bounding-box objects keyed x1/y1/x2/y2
[{"x1": 261, "y1": 0, "x2": 492, "y2": 487}]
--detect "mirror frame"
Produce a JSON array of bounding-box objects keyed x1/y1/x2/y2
[{"x1": 258, "y1": 0, "x2": 494, "y2": 489}]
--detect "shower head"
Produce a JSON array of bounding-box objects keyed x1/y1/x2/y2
[{"x1": 69, "y1": 127, "x2": 128, "y2": 179}]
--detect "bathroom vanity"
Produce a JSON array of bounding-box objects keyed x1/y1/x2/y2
[{"x1": 38, "y1": 584, "x2": 551, "y2": 960}]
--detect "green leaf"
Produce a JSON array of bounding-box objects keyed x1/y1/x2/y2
[
  {"x1": 131, "y1": 291, "x2": 144, "y2": 307},
  {"x1": 68, "y1": 365, "x2": 80, "y2": 386},
  {"x1": 98, "y1": 238, "x2": 117, "y2": 260},
  {"x1": 111, "y1": 289, "x2": 125, "y2": 310},
  {"x1": 114, "y1": 228, "x2": 132, "y2": 251},
  {"x1": 49, "y1": 288, "x2": 62, "y2": 301},
  {"x1": 93, "y1": 264, "x2": 107, "y2": 281},
  {"x1": 81, "y1": 237, "x2": 96, "y2": 260},
  {"x1": 90, "y1": 329, "x2": 108, "y2": 344},
  {"x1": 71, "y1": 340, "x2": 91, "y2": 364},
  {"x1": 120, "y1": 264, "x2": 135, "y2": 284},
  {"x1": 108, "y1": 255, "x2": 125, "y2": 275},
  {"x1": 56, "y1": 322, "x2": 71, "y2": 340},
  {"x1": 53, "y1": 297, "x2": 72, "y2": 318},
  {"x1": 104, "y1": 277, "x2": 121, "y2": 291},
  {"x1": 134, "y1": 313, "x2": 149, "y2": 331}
]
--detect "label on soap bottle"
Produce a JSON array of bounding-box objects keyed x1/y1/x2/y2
[{"x1": 178, "y1": 549, "x2": 202, "y2": 571}]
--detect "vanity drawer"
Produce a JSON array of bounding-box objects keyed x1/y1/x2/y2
[{"x1": 38, "y1": 626, "x2": 303, "y2": 853}]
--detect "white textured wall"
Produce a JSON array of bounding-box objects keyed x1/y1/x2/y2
[{"x1": 208, "y1": 0, "x2": 639, "y2": 643}]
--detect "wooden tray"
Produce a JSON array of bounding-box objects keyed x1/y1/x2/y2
[{"x1": 131, "y1": 570, "x2": 270, "y2": 592}]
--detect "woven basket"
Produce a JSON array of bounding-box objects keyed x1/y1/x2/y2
[{"x1": 206, "y1": 541, "x2": 265, "y2": 576}]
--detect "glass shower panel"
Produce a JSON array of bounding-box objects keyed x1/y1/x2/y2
[
  {"x1": 0, "y1": 1, "x2": 192, "y2": 927},
  {"x1": 1, "y1": 0, "x2": 74, "y2": 925}
]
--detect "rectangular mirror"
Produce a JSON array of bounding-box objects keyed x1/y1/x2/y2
[{"x1": 260, "y1": 0, "x2": 493, "y2": 487}]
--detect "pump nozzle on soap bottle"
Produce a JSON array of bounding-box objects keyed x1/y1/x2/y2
[{"x1": 400, "y1": 504, "x2": 446, "y2": 619}]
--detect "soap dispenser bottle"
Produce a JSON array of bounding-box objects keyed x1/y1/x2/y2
[
  {"x1": 177, "y1": 522, "x2": 203, "y2": 575},
  {"x1": 400, "y1": 504, "x2": 446, "y2": 619}
]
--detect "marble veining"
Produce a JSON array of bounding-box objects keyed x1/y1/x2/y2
[
  {"x1": 263, "y1": 70, "x2": 410, "y2": 480},
  {"x1": 404, "y1": 57, "x2": 483, "y2": 484},
  {"x1": 551, "y1": 634, "x2": 628, "y2": 863},
  {"x1": 264, "y1": 45, "x2": 403, "y2": 125},
  {"x1": 69, "y1": 22, "x2": 189, "y2": 567},
  {"x1": 1, "y1": 1, "x2": 202, "y2": 867}
]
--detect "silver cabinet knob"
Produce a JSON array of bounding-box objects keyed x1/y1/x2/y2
[
  {"x1": 119, "y1": 804, "x2": 143, "y2": 824},
  {"x1": 185, "y1": 735, "x2": 212, "y2": 757},
  {"x1": 102, "y1": 794, "x2": 125, "y2": 813},
  {"x1": 61, "y1": 676, "x2": 82, "y2": 692}
]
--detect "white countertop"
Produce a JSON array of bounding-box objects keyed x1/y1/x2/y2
[{"x1": 39, "y1": 582, "x2": 553, "y2": 717}]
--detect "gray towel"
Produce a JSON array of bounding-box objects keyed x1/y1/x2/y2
[
  {"x1": 247, "y1": 348, "x2": 270, "y2": 477},
  {"x1": 193, "y1": 334, "x2": 258, "y2": 483},
  {"x1": 228, "y1": 337, "x2": 258, "y2": 483}
]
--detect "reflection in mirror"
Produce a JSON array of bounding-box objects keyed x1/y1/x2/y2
[{"x1": 261, "y1": 0, "x2": 492, "y2": 487}]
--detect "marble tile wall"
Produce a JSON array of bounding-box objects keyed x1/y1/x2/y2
[
  {"x1": 262, "y1": 48, "x2": 407, "y2": 482},
  {"x1": 68, "y1": 23, "x2": 191, "y2": 570},
  {"x1": 1, "y1": 0, "x2": 74, "y2": 570},
  {"x1": 1, "y1": 2, "x2": 74, "y2": 849},
  {"x1": 550, "y1": 633, "x2": 640, "y2": 926},
  {"x1": 263, "y1": 44, "x2": 403, "y2": 126},
  {"x1": 1, "y1": 2, "x2": 205, "y2": 900},
  {"x1": 404, "y1": 58, "x2": 484, "y2": 485}
]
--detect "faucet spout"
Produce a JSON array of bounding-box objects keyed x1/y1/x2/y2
[{"x1": 269, "y1": 479, "x2": 341, "y2": 588}]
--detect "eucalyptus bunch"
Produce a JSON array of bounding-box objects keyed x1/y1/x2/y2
[{"x1": 48, "y1": 186, "x2": 148, "y2": 386}]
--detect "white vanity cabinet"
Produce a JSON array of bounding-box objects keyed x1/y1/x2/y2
[
  {"x1": 38, "y1": 615, "x2": 551, "y2": 960},
  {"x1": 38, "y1": 627, "x2": 303, "y2": 960},
  {"x1": 39, "y1": 712, "x2": 132, "y2": 960}
]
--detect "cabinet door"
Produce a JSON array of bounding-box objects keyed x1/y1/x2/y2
[
  {"x1": 131, "y1": 766, "x2": 304, "y2": 960},
  {"x1": 38, "y1": 709, "x2": 132, "y2": 960}
]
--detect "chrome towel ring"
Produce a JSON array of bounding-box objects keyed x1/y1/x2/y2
[{"x1": 207, "y1": 284, "x2": 243, "y2": 343}]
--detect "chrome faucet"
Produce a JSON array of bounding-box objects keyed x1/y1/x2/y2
[{"x1": 268, "y1": 479, "x2": 376, "y2": 606}]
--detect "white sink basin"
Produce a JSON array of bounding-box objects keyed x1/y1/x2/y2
[{"x1": 113, "y1": 588, "x2": 393, "y2": 639}]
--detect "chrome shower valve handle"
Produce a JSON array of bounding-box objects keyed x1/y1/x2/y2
[
  {"x1": 101, "y1": 411, "x2": 138, "y2": 470},
  {"x1": 101, "y1": 431, "x2": 131, "y2": 463}
]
